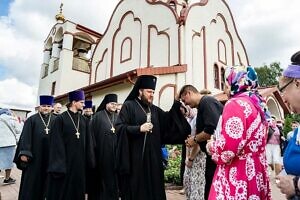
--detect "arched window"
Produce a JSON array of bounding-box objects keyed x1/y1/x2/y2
[
  {"x1": 218, "y1": 39, "x2": 227, "y2": 64},
  {"x1": 120, "y1": 37, "x2": 132, "y2": 63}
]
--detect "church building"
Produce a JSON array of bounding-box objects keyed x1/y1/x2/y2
[{"x1": 38, "y1": 0, "x2": 289, "y2": 119}]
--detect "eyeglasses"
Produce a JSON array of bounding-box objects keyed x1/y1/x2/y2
[{"x1": 278, "y1": 79, "x2": 294, "y2": 93}]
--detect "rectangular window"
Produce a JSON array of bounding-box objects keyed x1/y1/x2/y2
[
  {"x1": 51, "y1": 81, "x2": 56, "y2": 95},
  {"x1": 214, "y1": 65, "x2": 220, "y2": 89}
]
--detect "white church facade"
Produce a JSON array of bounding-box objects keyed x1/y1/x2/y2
[{"x1": 38, "y1": 0, "x2": 289, "y2": 119}]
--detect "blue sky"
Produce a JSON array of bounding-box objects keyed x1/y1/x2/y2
[
  {"x1": 0, "y1": 0, "x2": 11, "y2": 16},
  {"x1": 0, "y1": 0, "x2": 10, "y2": 80},
  {"x1": 0, "y1": 64, "x2": 7, "y2": 78}
]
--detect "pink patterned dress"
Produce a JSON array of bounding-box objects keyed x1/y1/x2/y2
[{"x1": 208, "y1": 95, "x2": 271, "y2": 200}]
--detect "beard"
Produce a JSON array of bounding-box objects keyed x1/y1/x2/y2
[
  {"x1": 141, "y1": 93, "x2": 153, "y2": 106},
  {"x1": 84, "y1": 111, "x2": 92, "y2": 116},
  {"x1": 40, "y1": 110, "x2": 50, "y2": 115},
  {"x1": 107, "y1": 107, "x2": 116, "y2": 113}
]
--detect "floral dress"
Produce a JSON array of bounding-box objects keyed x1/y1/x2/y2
[
  {"x1": 208, "y1": 96, "x2": 271, "y2": 200},
  {"x1": 183, "y1": 149, "x2": 206, "y2": 200},
  {"x1": 183, "y1": 110, "x2": 206, "y2": 200}
]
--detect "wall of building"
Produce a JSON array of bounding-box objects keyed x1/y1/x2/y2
[
  {"x1": 184, "y1": 0, "x2": 248, "y2": 91},
  {"x1": 39, "y1": 0, "x2": 252, "y2": 112},
  {"x1": 267, "y1": 96, "x2": 284, "y2": 120},
  {"x1": 90, "y1": 0, "x2": 248, "y2": 101},
  {"x1": 92, "y1": 0, "x2": 179, "y2": 84}
]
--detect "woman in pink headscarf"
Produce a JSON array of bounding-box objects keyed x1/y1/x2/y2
[{"x1": 207, "y1": 65, "x2": 271, "y2": 199}]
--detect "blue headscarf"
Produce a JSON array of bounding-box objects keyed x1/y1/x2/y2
[{"x1": 0, "y1": 108, "x2": 12, "y2": 116}]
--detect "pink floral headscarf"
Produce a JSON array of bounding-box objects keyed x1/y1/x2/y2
[
  {"x1": 224, "y1": 65, "x2": 258, "y2": 96},
  {"x1": 224, "y1": 65, "x2": 271, "y2": 122}
]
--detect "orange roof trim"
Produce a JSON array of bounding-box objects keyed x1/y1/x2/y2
[{"x1": 55, "y1": 65, "x2": 187, "y2": 101}]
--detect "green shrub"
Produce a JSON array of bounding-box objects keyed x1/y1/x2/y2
[{"x1": 164, "y1": 145, "x2": 182, "y2": 185}]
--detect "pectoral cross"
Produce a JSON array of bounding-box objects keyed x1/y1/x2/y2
[
  {"x1": 45, "y1": 128, "x2": 50, "y2": 134},
  {"x1": 111, "y1": 127, "x2": 115, "y2": 133},
  {"x1": 76, "y1": 132, "x2": 80, "y2": 139}
]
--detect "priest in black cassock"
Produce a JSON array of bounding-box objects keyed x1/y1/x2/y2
[
  {"x1": 46, "y1": 90, "x2": 95, "y2": 200},
  {"x1": 89, "y1": 93, "x2": 119, "y2": 200},
  {"x1": 115, "y1": 75, "x2": 191, "y2": 200},
  {"x1": 83, "y1": 100, "x2": 93, "y2": 120},
  {"x1": 14, "y1": 95, "x2": 56, "y2": 200},
  {"x1": 83, "y1": 99, "x2": 96, "y2": 199}
]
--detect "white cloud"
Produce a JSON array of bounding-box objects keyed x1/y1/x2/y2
[
  {"x1": 0, "y1": 17, "x2": 42, "y2": 85},
  {"x1": 0, "y1": 78, "x2": 37, "y2": 109},
  {"x1": 0, "y1": 0, "x2": 118, "y2": 109},
  {"x1": 227, "y1": 0, "x2": 300, "y2": 68}
]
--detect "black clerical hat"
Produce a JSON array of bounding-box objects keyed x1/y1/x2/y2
[
  {"x1": 125, "y1": 75, "x2": 157, "y2": 101},
  {"x1": 97, "y1": 93, "x2": 118, "y2": 112},
  {"x1": 39, "y1": 95, "x2": 54, "y2": 106}
]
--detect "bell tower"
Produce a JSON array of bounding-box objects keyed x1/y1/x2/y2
[{"x1": 38, "y1": 3, "x2": 102, "y2": 97}]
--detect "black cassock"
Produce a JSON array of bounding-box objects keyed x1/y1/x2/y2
[
  {"x1": 89, "y1": 110, "x2": 119, "y2": 200},
  {"x1": 46, "y1": 110, "x2": 95, "y2": 200},
  {"x1": 115, "y1": 99, "x2": 191, "y2": 200},
  {"x1": 14, "y1": 113, "x2": 56, "y2": 200}
]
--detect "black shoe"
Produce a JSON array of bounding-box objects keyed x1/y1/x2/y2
[{"x1": 3, "y1": 177, "x2": 16, "y2": 185}]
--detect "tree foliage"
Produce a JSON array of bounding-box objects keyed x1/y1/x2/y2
[
  {"x1": 283, "y1": 114, "x2": 300, "y2": 136},
  {"x1": 254, "y1": 62, "x2": 283, "y2": 87}
]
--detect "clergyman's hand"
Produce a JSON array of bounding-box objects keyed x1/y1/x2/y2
[
  {"x1": 140, "y1": 122, "x2": 153, "y2": 133},
  {"x1": 20, "y1": 155, "x2": 28, "y2": 162}
]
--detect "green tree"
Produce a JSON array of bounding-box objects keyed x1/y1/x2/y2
[
  {"x1": 255, "y1": 62, "x2": 283, "y2": 87},
  {"x1": 283, "y1": 114, "x2": 300, "y2": 136}
]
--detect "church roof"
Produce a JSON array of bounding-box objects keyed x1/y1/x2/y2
[{"x1": 54, "y1": 65, "x2": 187, "y2": 101}]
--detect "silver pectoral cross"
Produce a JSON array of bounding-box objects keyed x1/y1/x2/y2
[
  {"x1": 45, "y1": 128, "x2": 50, "y2": 134},
  {"x1": 76, "y1": 132, "x2": 80, "y2": 139},
  {"x1": 111, "y1": 127, "x2": 115, "y2": 133}
]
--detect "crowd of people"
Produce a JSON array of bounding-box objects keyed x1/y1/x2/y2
[{"x1": 0, "y1": 51, "x2": 300, "y2": 200}]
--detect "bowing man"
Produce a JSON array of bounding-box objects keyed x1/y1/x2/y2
[{"x1": 83, "y1": 100, "x2": 93, "y2": 120}]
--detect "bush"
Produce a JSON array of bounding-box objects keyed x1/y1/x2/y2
[{"x1": 164, "y1": 145, "x2": 182, "y2": 185}]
